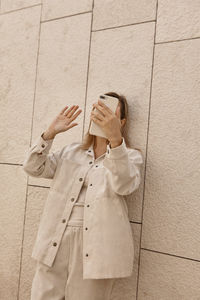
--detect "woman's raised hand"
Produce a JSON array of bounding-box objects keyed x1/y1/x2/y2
[{"x1": 43, "y1": 105, "x2": 82, "y2": 140}]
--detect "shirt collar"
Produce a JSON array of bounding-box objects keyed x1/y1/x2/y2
[
  {"x1": 86, "y1": 145, "x2": 94, "y2": 157},
  {"x1": 85, "y1": 137, "x2": 126, "y2": 157},
  {"x1": 85, "y1": 140, "x2": 105, "y2": 158}
]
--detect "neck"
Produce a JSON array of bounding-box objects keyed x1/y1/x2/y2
[{"x1": 93, "y1": 136, "x2": 108, "y2": 151}]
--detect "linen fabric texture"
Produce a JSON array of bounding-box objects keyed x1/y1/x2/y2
[
  {"x1": 22, "y1": 132, "x2": 143, "y2": 279},
  {"x1": 31, "y1": 225, "x2": 116, "y2": 300}
]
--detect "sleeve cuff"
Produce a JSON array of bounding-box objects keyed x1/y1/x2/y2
[
  {"x1": 34, "y1": 131, "x2": 54, "y2": 154},
  {"x1": 106, "y1": 137, "x2": 127, "y2": 159}
]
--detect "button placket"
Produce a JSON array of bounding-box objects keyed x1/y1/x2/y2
[
  {"x1": 83, "y1": 203, "x2": 90, "y2": 261},
  {"x1": 83, "y1": 168, "x2": 92, "y2": 259},
  {"x1": 49, "y1": 170, "x2": 89, "y2": 256}
]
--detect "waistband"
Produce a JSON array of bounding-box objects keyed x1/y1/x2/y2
[
  {"x1": 67, "y1": 220, "x2": 83, "y2": 227},
  {"x1": 67, "y1": 202, "x2": 84, "y2": 226}
]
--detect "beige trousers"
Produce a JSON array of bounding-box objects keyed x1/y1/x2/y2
[{"x1": 31, "y1": 219, "x2": 116, "y2": 300}]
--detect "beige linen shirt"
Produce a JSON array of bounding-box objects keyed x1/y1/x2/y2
[{"x1": 22, "y1": 132, "x2": 143, "y2": 279}]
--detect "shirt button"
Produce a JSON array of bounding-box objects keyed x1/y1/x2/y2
[
  {"x1": 53, "y1": 242, "x2": 57, "y2": 246},
  {"x1": 87, "y1": 204, "x2": 90, "y2": 207},
  {"x1": 79, "y1": 178, "x2": 83, "y2": 181},
  {"x1": 85, "y1": 227, "x2": 88, "y2": 230},
  {"x1": 89, "y1": 183, "x2": 92, "y2": 186},
  {"x1": 41, "y1": 144, "x2": 45, "y2": 148},
  {"x1": 89, "y1": 161, "x2": 92, "y2": 164},
  {"x1": 86, "y1": 253, "x2": 89, "y2": 257},
  {"x1": 71, "y1": 197, "x2": 75, "y2": 202},
  {"x1": 62, "y1": 219, "x2": 66, "y2": 223},
  {"x1": 95, "y1": 165, "x2": 98, "y2": 167},
  {"x1": 88, "y1": 150, "x2": 91, "y2": 152},
  {"x1": 38, "y1": 152, "x2": 42, "y2": 155}
]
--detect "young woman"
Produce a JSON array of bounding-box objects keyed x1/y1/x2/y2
[{"x1": 23, "y1": 92, "x2": 143, "y2": 300}]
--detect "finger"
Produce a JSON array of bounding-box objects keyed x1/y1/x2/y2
[
  {"x1": 93, "y1": 103, "x2": 107, "y2": 117},
  {"x1": 91, "y1": 110, "x2": 104, "y2": 121},
  {"x1": 67, "y1": 123, "x2": 78, "y2": 130},
  {"x1": 60, "y1": 105, "x2": 69, "y2": 115},
  {"x1": 91, "y1": 114, "x2": 102, "y2": 123},
  {"x1": 116, "y1": 106, "x2": 120, "y2": 119},
  {"x1": 70, "y1": 109, "x2": 82, "y2": 121},
  {"x1": 65, "y1": 105, "x2": 79, "y2": 118},
  {"x1": 98, "y1": 99, "x2": 113, "y2": 115},
  {"x1": 67, "y1": 106, "x2": 81, "y2": 119},
  {"x1": 63, "y1": 105, "x2": 76, "y2": 115}
]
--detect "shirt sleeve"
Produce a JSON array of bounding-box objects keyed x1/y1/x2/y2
[
  {"x1": 22, "y1": 132, "x2": 64, "y2": 179},
  {"x1": 103, "y1": 137, "x2": 143, "y2": 196}
]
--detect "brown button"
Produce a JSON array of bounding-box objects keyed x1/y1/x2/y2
[
  {"x1": 86, "y1": 253, "x2": 89, "y2": 257},
  {"x1": 85, "y1": 227, "x2": 88, "y2": 230},
  {"x1": 89, "y1": 183, "x2": 92, "y2": 186},
  {"x1": 38, "y1": 152, "x2": 42, "y2": 155},
  {"x1": 87, "y1": 204, "x2": 90, "y2": 207},
  {"x1": 88, "y1": 150, "x2": 91, "y2": 152},
  {"x1": 41, "y1": 144, "x2": 45, "y2": 148},
  {"x1": 62, "y1": 219, "x2": 66, "y2": 223},
  {"x1": 89, "y1": 161, "x2": 92, "y2": 164},
  {"x1": 95, "y1": 165, "x2": 98, "y2": 167},
  {"x1": 71, "y1": 198, "x2": 75, "y2": 202},
  {"x1": 79, "y1": 178, "x2": 83, "y2": 181},
  {"x1": 53, "y1": 242, "x2": 57, "y2": 246}
]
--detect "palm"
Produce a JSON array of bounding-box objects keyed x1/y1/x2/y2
[{"x1": 49, "y1": 105, "x2": 82, "y2": 135}]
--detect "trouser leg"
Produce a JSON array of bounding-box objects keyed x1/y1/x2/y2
[
  {"x1": 30, "y1": 226, "x2": 72, "y2": 300},
  {"x1": 65, "y1": 225, "x2": 116, "y2": 300}
]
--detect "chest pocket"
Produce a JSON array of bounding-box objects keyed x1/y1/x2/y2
[{"x1": 51, "y1": 158, "x2": 82, "y2": 193}]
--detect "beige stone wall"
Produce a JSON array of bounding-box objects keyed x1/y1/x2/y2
[{"x1": 0, "y1": 1, "x2": 199, "y2": 299}]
